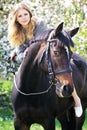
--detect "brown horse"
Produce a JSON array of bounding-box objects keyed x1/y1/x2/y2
[{"x1": 11, "y1": 22, "x2": 87, "y2": 130}]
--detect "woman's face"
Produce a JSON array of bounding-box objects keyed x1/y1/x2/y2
[{"x1": 16, "y1": 8, "x2": 31, "y2": 26}]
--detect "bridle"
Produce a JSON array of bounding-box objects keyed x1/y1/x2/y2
[
  {"x1": 14, "y1": 38, "x2": 72, "y2": 96},
  {"x1": 46, "y1": 39, "x2": 72, "y2": 82}
]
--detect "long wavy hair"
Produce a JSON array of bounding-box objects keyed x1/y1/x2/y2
[{"x1": 8, "y1": 2, "x2": 36, "y2": 47}]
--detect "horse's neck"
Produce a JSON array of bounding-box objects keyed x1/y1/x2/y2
[
  {"x1": 17, "y1": 62, "x2": 47, "y2": 92},
  {"x1": 71, "y1": 53, "x2": 86, "y2": 75}
]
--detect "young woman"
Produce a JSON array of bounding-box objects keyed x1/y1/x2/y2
[
  {"x1": 8, "y1": 2, "x2": 82, "y2": 117},
  {"x1": 8, "y1": 2, "x2": 47, "y2": 62}
]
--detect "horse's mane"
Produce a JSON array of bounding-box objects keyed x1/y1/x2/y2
[{"x1": 34, "y1": 29, "x2": 53, "y2": 41}]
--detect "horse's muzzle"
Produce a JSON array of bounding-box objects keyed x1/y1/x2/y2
[{"x1": 55, "y1": 83, "x2": 73, "y2": 98}]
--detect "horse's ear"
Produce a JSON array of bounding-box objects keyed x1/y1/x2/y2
[
  {"x1": 68, "y1": 27, "x2": 79, "y2": 37},
  {"x1": 55, "y1": 22, "x2": 64, "y2": 35}
]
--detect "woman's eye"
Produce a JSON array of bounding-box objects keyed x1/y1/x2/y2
[
  {"x1": 24, "y1": 13, "x2": 28, "y2": 16},
  {"x1": 18, "y1": 15, "x2": 22, "y2": 18}
]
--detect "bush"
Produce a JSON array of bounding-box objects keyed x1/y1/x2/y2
[{"x1": 0, "y1": 80, "x2": 13, "y2": 110}]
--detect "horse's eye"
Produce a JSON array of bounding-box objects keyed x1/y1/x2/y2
[{"x1": 54, "y1": 51, "x2": 60, "y2": 56}]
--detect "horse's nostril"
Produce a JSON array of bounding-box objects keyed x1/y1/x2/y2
[
  {"x1": 64, "y1": 85, "x2": 68, "y2": 91},
  {"x1": 62, "y1": 85, "x2": 73, "y2": 97}
]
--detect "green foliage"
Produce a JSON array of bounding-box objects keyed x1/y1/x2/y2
[
  {"x1": 0, "y1": 80, "x2": 13, "y2": 114},
  {"x1": 0, "y1": 80, "x2": 12, "y2": 93},
  {"x1": 0, "y1": 108, "x2": 13, "y2": 121},
  {"x1": 0, "y1": 121, "x2": 14, "y2": 130}
]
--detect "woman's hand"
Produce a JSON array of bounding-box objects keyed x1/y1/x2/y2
[{"x1": 10, "y1": 53, "x2": 16, "y2": 61}]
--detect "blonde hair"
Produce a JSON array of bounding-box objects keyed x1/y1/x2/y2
[{"x1": 8, "y1": 2, "x2": 36, "y2": 47}]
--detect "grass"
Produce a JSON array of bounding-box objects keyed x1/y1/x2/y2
[
  {"x1": 0, "y1": 108, "x2": 87, "y2": 130},
  {"x1": 0, "y1": 119, "x2": 61, "y2": 130},
  {"x1": 0, "y1": 121, "x2": 14, "y2": 130},
  {"x1": 0, "y1": 118, "x2": 87, "y2": 130}
]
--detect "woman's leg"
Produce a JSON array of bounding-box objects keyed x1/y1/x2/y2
[{"x1": 72, "y1": 87, "x2": 83, "y2": 117}]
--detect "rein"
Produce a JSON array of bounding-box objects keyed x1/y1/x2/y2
[{"x1": 14, "y1": 74, "x2": 53, "y2": 96}]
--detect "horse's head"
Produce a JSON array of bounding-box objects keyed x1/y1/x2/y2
[{"x1": 38, "y1": 22, "x2": 79, "y2": 98}]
